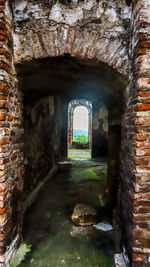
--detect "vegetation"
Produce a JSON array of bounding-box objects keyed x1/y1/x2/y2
[
  {"x1": 73, "y1": 130, "x2": 88, "y2": 143},
  {"x1": 73, "y1": 135, "x2": 88, "y2": 143}
]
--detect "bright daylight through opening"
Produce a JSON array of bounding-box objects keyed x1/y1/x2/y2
[
  {"x1": 73, "y1": 106, "x2": 89, "y2": 144},
  {"x1": 68, "y1": 100, "x2": 92, "y2": 159}
]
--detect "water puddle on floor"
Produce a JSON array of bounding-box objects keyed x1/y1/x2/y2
[{"x1": 14, "y1": 158, "x2": 120, "y2": 267}]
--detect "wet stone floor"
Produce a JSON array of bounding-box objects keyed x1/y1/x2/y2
[
  {"x1": 68, "y1": 149, "x2": 91, "y2": 159},
  {"x1": 14, "y1": 157, "x2": 121, "y2": 267}
]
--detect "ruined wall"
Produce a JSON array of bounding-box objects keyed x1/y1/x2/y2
[
  {"x1": 92, "y1": 106, "x2": 108, "y2": 157},
  {"x1": 108, "y1": 106, "x2": 122, "y2": 215},
  {"x1": 0, "y1": 1, "x2": 24, "y2": 265},
  {"x1": 121, "y1": 0, "x2": 150, "y2": 265},
  {"x1": 12, "y1": 0, "x2": 131, "y2": 76},
  {"x1": 23, "y1": 95, "x2": 62, "y2": 199},
  {"x1": 1, "y1": 0, "x2": 147, "y2": 266}
]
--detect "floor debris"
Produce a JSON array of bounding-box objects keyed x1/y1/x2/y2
[
  {"x1": 70, "y1": 225, "x2": 94, "y2": 236},
  {"x1": 114, "y1": 253, "x2": 126, "y2": 267},
  {"x1": 93, "y1": 222, "x2": 113, "y2": 231}
]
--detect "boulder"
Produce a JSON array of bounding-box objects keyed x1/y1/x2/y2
[{"x1": 71, "y1": 203, "x2": 98, "y2": 226}]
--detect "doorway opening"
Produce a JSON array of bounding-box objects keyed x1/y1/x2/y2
[
  {"x1": 68, "y1": 99, "x2": 92, "y2": 159},
  {"x1": 14, "y1": 55, "x2": 127, "y2": 267}
]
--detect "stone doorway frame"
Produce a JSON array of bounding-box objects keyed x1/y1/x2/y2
[{"x1": 68, "y1": 99, "x2": 92, "y2": 152}]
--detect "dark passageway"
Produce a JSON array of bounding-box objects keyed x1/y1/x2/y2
[
  {"x1": 1, "y1": 1, "x2": 150, "y2": 266},
  {"x1": 17, "y1": 56, "x2": 126, "y2": 212},
  {"x1": 12, "y1": 55, "x2": 127, "y2": 266}
]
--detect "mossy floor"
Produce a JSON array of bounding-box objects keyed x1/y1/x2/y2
[
  {"x1": 14, "y1": 159, "x2": 120, "y2": 267},
  {"x1": 68, "y1": 149, "x2": 91, "y2": 158}
]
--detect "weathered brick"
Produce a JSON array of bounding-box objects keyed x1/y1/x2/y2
[
  {"x1": 135, "y1": 134, "x2": 147, "y2": 141},
  {"x1": 0, "y1": 208, "x2": 6, "y2": 215},
  {"x1": 135, "y1": 104, "x2": 150, "y2": 111},
  {"x1": 133, "y1": 142, "x2": 150, "y2": 148},
  {"x1": 140, "y1": 41, "x2": 150, "y2": 48},
  {"x1": 0, "y1": 114, "x2": 5, "y2": 121},
  {"x1": 136, "y1": 91, "x2": 150, "y2": 97},
  {"x1": 7, "y1": 114, "x2": 13, "y2": 121},
  {"x1": 133, "y1": 239, "x2": 149, "y2": 247},
  {"x1": 132, "y1": 253, "x2": 147, "y2": 262},
  {"x1": 133, "y1": 230, "x2": 150, "y2": 239},
  {"x1": 135, "y1": 148, "x2": 150, "y2": 156},
  {"x1": 135, "y1": 157, "x2": 149, "y2": 165},
  {"x1": 135, "y1": 118, "x2": 150, "y2": 125},
  {"x1": 0, "y1": 0, "x2": 5, "y2": 6},
  {"x1": 135, "y1": 175, "x2": 150, "y2": 183},
  {"x1": 0, "y1": 185, "x2": 5, "y2": 193},
  {"x1": 135, "y1": 126, "x2": 150, "y2": 133},
  {"x1": 136, "y1": 165, "x2": 150, "y2": 171}
]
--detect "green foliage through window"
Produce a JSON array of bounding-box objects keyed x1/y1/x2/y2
[{"x1": 73, "y1": 135, "x2": 88, "y2": 143}]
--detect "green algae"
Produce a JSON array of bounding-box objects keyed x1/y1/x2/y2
[
  {"x1": 101, "y1": 170, "x2": 107, "y2": 176},
  {"x1": 70, "y1": 159, "x2": 104, "y2": 168},
  {"x1": 18, "y1": 209, "x2": 116, "y2": 267},
  {"x1": 98, "y1": 194, "x2": 105, "y2": 207},
  {"x1": 86, "y1": 196, "x2": 101, "y2": 209},
  {"x1": 93, "y1": 169, "x2": 107, "y2": 186},
  {"x1": 10, "y1": 242, "x2": 31, "y2": 267},
  {"x1": 16, "y1": 158, "x2": 119, "y2": 267},
  {"x1": 68, "y1": 168, "x2": 107, "y2": 184},
  {"x1": 68, "y1": 155, "x2": 91, "y2": 159},
  {"x1": 18, "y1": 215, "x2": 115, "y2": 267},
  {"x1": 68, "y1": 149, "x2": 91, "y2": 159}
]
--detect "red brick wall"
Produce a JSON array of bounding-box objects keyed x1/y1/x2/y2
[
  {"x1": 121, "y1": 0, "x2": 150, "y2": 265},
  {"x1": 0, "y1": 0, "x2": 24, "y2": 265}
]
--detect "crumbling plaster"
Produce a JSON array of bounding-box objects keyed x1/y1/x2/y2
[{"x1": 13, "y1": 0, "x2": 131, "y2": 76}]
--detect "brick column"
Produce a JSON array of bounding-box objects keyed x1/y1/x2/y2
[
  {"x1": 0, "y1": 1, "x2": 24, "y2": 266},
  {"x1": 121, "y1": 0, "x2": 150, "y2": 265}
]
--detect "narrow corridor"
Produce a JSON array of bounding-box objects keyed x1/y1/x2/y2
[{"x1": 16, "y1": 159, "x2": 120, "y2": 267}]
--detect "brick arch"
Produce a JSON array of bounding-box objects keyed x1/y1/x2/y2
[{"x1": 14, "y1": 26, "x2": 128, "y2": 76}]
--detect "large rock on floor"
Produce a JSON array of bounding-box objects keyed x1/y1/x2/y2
[{"x1": 71, "y1": 203, "x2": 98, "y2": 226}]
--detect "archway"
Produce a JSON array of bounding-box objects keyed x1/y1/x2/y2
[
  {"x1": 0, "y1": 1, "x2": 149, "y2": 266},
  {"x1": 73, "y1": 106, "x2": 89, "y2": 145},
  {"x1": 2, "y1": 46, "x2": 127, "y2": 266},
  {"x1": 68, "y1": 99, "x2": 92, "y2": 159},
  {"x1": 15, "y1": 55, "x2": 125, "y2": 208}
]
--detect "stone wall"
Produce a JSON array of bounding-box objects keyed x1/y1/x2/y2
[
  {"x1": 0, "y1": 0, "x2": 24, "y2": 265},
  {"x1": 23, "y1": 95, "x2": 62, "y2": 199},
  {"x1": 92, "y1": 105, "x2": 108, "y2": 157},
  {"x1": 108, "y1": 106, "x2": 122, "y2": 215},
  {"x1": 0, "y1": 0, "x2": 149, "y2": 266},
  {"x1": 120, "y1": 0, "x2": 150, "y2": 265},
  {"x1": 12, "y1": 0, "x2": 131, "y2": 76}
]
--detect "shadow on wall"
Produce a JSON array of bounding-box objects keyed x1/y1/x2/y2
[
  {"x1": 92, "y1": 106, "x2": 108, "y2": 157},
  {"x1": 23, "y1": 95, "x2": 62, "y2": 198}
]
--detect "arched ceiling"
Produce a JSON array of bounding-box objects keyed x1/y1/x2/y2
[{"x1": 16, "y1": 55, "x2": 127, "y2": 109}]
